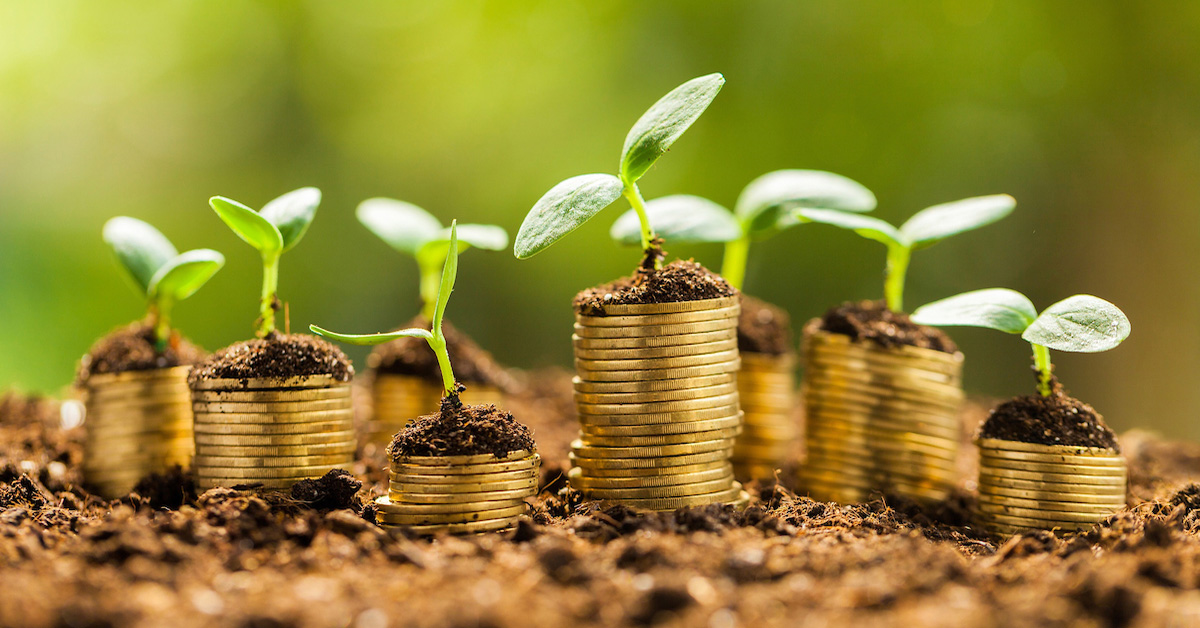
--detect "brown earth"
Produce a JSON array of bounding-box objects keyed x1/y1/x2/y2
[
  {"x1": 574, "y1": 260, "x2": 737, "y2": 314},
  {"x1": 3, "y1": 380, "x2": 1200, "y2": 627},
  {"x1": 188, "y1": 333, "x2": 354, "y2": 383},
  {"x1": 368, "y1": 316, "x2": 515, "y2": 390},
  {"x1": 979, "y1": 388, "x2": 1120, "y2": 451},
  {"x1": 737, "y1": 295, "x2": 794, "y2": 356},
  {"x1": 77, "y1": 322, "x2": 206, "y2": 384},
  {"x1": 820, "y1": 300, "x2": 958, "y2": 354},
  {"x1": 388, "y1": 398, "x2": 536, "y2": 460}
]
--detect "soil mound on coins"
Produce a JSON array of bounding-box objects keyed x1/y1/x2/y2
[
  {"x1": 188, "y1": 333, "x2": 353, "y2": 383},
  {"x1": 978, "y1": 391, "x2": 1119, "y2": 451},
  {"x1": 76, "y1": 322, "x2": 205, "y2": 383},
  {"x1": 291, "y1": 469, "x2": 363, "y2": 511},
  {"x1": 369, "y1": 317, "x2": 513, "y2": 389},
  {"x1": 389, "y1": 400, "x2": 535, "y2": 460},
  {"x1": 738, "y1": 295, "x2": 794, "y2": 355},
  {"x1": 573, "y1": 260, "x2": 736, "y2": 314},
  {"x1": 820, "y1": 300, "x2": 958, "y2": 353}
]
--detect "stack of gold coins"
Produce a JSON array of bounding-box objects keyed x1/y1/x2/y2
[
  {"x1": 569, "y1": 296, "x2": 749, "y2": 511},
  {"x1": 374, "y1": 450, "x2": 540, "y2": 534},
  {"x1": 976, "y1": 438, "x2": 1126, "y2": 535},
  {"x1": 80, "y1": 366, "x2": 194, "y2": 498},
  {"x1": 731, "y1": 353, "x2": 799, "y2": 480},
  {"x1": 190, "y1": 375, "x2": 355, "y2": 490},
  {"x1": 801, "y1": 323, "x2": 964, "y2": 503},
  {"x1": 366, "y1": 374, "x2": 504, "y2": 448}
]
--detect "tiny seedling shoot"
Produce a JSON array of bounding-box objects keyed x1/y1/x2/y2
[
  {"x1": 311, "y1": 222, "x2": 463, "y2": 401},
  {"x1": 911, "y1": 289, "x2": 1131, "y2": 397},
  {"x1": 103, "y1": 217, "x2": 225, "y2": 350},
  {"x1": 356, "y1": 198, "x2": 507, "y2": 320},
  {"x1": 609, "y1": 169, "x2": 877, "y2": 290},
  {"x1": 794, "y1": 195, "x2": 1016, "y2": 312},
  {"x1": 514, "y1": 73, "x2": 724, "y2": 270},
  {"x1": 209, "y1": 188, "x2": 321, "y2": 338}
]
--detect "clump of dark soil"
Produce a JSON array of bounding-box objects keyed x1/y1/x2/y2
[
  {"x1": 738, "y1": 295, "x2": 793, "y2": 355},
  {"x1": 368, "y1": 316, "x2": 513, "y2": 389},
  {"x1": 188, "y1": 333, "x2": 354, "y2": 383},
  {"x1": 389, "y1": 398, "x2": 535, "y2": 460},
  {"x1": 574, "y1": 260, "x2": 737, "y2": 314},
  {"x1": 76, "y1": 322, "x2": 205, "y2": 383},
  {"x1": 291, "y1": 469, "x2": 363, "y2": 511},
  {"x1": 819, "y1": 300, "x2": 958, "y2": 353},
  {"x1": 130, "y1": 467, "x2": 195, "y2": 510},
  {"x1": 978, "y1": 389, "x2": 1119, "y2": 451}
]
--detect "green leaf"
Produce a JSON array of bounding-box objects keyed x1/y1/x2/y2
[
  {"x1": 794, "y1": 208, "x2": 907, "y2": 249},
  {"x1": 415, "y1": 224, "x2": 509, "y2": 276},
  {"x1": 209, "y1": 196, "x2": 283, "y2": 255},
  {"x1": 260, "y1": 187, "x2": 321, "y2": 252},
  {"x1": 356, "y1": 198, "x2": 444, "y2": 256},
  {"x1": 148, "y1": 249, "x2": 225, "y2": 303},
  {"x1": 433, "y1": 222, "x2": 459, "y2": 333},
  {"x1": 610, "y1": 195, "x2": 740, "y2": 246},
  {"x1": 620, "y1": 73, "x2": 724, "y2": 184},
  {"x1": 911, "y1": 288, "x2": 1038, "y2": 334},
  {"x1": 736, "y1": 170, "x2": 877, "y2": 238},
  {"x1": 899, "y1": 194, "x2": 1015, "y2": 249},
  {"x1": 309, "y1": 325, "x2": 432, "y2": 346},
  {"x1": 1023, "y1": 295, "x2": 1131, "y2": 353},
  {"x1": 102, "y1": 217, "x2": 179, "y2": 295},
  {"x1": 514, "y1": 174, "x2": 624, "y2": 258}
]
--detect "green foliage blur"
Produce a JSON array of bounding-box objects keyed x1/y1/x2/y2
[{"x1": 2, "y1": 1, "x2": 1198, "y2": 438}]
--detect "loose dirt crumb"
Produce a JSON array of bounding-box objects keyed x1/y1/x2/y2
[
  {"x1": 188, "y1": 333, "x2": 354, "y2": 383},
  {"x1": 820, "y1": 299, "x2": 958, "y2": 353},
  {"x1": 77, "y1": 322, "x2": 205, "y2": 383},
  {"x1": 574, "y1": 260, "x2": 737, "y2": 314},
  {"x1": 389, "y1": 400, "x2": 535, "y2": 460},
  {"x1": 738, "y1": 295, "x2": 793, "y2": 355},
  {"x1": 368, "y1": 316, "x2": 514, "y2": 389},
  {"x1": 978, "y1": 390, "x2": 1119, "y2": 451},
  {"x1": 291, "y1": 469, "x2": 363, "y2": 511}
]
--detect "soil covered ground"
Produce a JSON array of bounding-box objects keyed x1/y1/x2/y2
[{"x1": 3, "y1": 378, "x2": 1200, "y2": 627}]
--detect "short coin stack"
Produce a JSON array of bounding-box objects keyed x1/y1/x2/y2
[
  {"x1": 366, "y1": 374, "x2": 503, "y2": 448},
  {"x1": 801, "y1": 323, "x2": 964, "y2": 503},
  {"x1": 190, "y1": 374, "x2": 355, "y2": 490},
  {"x1": 731, "y1": 353, "x2": 799, "y2": 480},
  {"x1": 375, "y1": 450, "x2": 540, "y2": 534},
  {"x1": 569, "y1": 295, "x2": 749, "y2": 511},
  {"x1": 81, "y1": 366, "x2": 194, "y2": 498},
  {"x1": 976, "y1": 438, "x2": 1127, "y2": 535}
]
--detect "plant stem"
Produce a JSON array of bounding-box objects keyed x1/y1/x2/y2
[
  {"x1": 1032, "y1": 343, "x2": 1054, "y2": 397},
  {"x1": 721, "y1": 235, "x2": 750, "y2": 291},
  {"x1": 418, "y1": 259, "x2": 439, "y2": 321},
  {"x1": 259, "y1": 253, "x2": 280, "y2": 337},
  {"x1": 428, "y1": 332, "x2": 457, "y2": 397},
  {"x1": 151, "y1": 300, "x2": 173, "y2": 352},
  {"x1": 884, "y1": 245, "x2": 911, "y2": 312},
  {"x1": 621, "y1": 182, "x2": 660, "y2": 269}
]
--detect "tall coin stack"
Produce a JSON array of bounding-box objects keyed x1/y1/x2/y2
[
  {"x1": 375, "y1": 450, "x2": 540, "y2": 534},
  {"x1": 366, "y1": 374, "x2": 503, "y2": 448},
  {"x1": 190, "y1": 374, "x2": 355, "y2": 490},
  {"x1": 731, "y1": 353, "x2": 799, "y2": 480},
  {"x1": 801, "y1": 322, "x2": 964, "y2": 503},
  {"x1": 81, "y1": 366, "x2": 194, "y2": 498},
  {"x1": 975, "y1": 438, "x2": 1126, "y2": 535},
  {"x1": 569, "y1": 295, "x2": 750, "y2": 510}
]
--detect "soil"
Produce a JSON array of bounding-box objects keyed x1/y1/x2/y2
[
  {"x1": 388, "y1": 398, "x2": 536, "y2": 460},
  {"x1": 76, "y1": 322, "x2": 206, "y2": 384},
  {"x1": 978, "y1": 388, "x2": 1120, "y2": 451},
  {"x1": 737, "y1": 295, "x2": 794, "y2": 356},
  {"x1": 368, "y1": 316, "x2": 514, "y2": 390},
  {"x1": 574, "y1": 260, "x2": 737, "y2": 315},
  {"x1": 820, "y1": 300, "x2": 959, "y2": 353},
  {"x1": 6, "y1": 379, "x2": 1200, "y2": 626},
  {"x1": 188, "y1": 332, "x2": 354, "y2": 383},
  {"x1": 291, "y1": 469, "x2": 363, "y2": 511}
]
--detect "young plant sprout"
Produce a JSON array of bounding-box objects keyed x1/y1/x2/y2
[
  {"x1": 311, "y1": 222, "x2": 462, "y2": 400},
  {"x1": 911, "y1": 289, "x2": 1131, "y2": 397},
  {"x1": 609, "y1": 169, "x2": 877, "y2": 289},
  {"x1": 208, "y1": 188, "x2": 321, "y2": 337},
  {"x1": 356, "y1": 198, "x2": 507, "y2": 320},
  {"x1": 793, "y1": 195, "x2": 1016, "y2": 312},
  {"x1": 514, "y1": 73, "x2": 725, "y2": 269},
  {"x1": 102, "y1": 217, "x2": 225, "y2": 350}
]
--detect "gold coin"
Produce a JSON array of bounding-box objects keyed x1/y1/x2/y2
[
  {"x1": 977, "y1": 449, "x2": 1124, "y2": 467},
  {"x1": 196, "y1": 477, "x2": 302, "y2": 490},
  {"x1": 574, "y1": 339, "x2": 739, "y2": 361},
  {"x1": 389, "y1": 455, "x2": 540, "y2": 475},
  {"x1": 375, "y1": 496, "x2": 524, "y2": 515},
  {"x1": 570, "y1": 438, "x2": 734, "y2": 459},
  {"x1": 194, "y1": 462, "x2": 351, "y2": 479},
  {"x1": 193, "y1": 409, "x2": 356, "y2": 425},
  {"x1": 571, "y1": 460, "x2": 730, "y2": 478},
  {"x1": 193, "y1": 453, "x2": 352, "y2": 468},
  {"x1": 580, "y1": 296, "x2": 740, "y2": 316},
  {"x1": 806, "y1": 421, "x2": 960, "y2": 450},
  {"x1": 806, "y1": 410, "x2": 960, "y2": 441},
  {"x1": 572, "y1": 374, "x2": 735, "y2": 394},
  {"x1": 976, "y1": 472, "x2": 1126, "y2": 492},
  {"x1": 975, "y1": 438, "x2": 1118, "y2": 457},
  {"x1": 191, "y1": 387, "x2": 351, "y2": 403},
  {"x1": 567, "y1": 465, "x2": 731, "y2": 488},
  {"x1": 193, "y1": 430, "x2": 356, "y2": 447},
  {"x1": 576, "y1": 392, "x2": 740, "y2": 416},
  {"x1": 190, "y1": 398, "x2": 353, "y2": 414},
  {"x1": 394, "y1": 450, "x2": 534, "y2": 467},
  {"x1": 389, "y1": 469, "x2": 538, "y2": 487},
  {"x1": 977, "y1": 483, "x2": 1128, "y2": 504},
  {"x1": 805, "y1": 436, "x2": 959, "y2": 463},
  {"x1": 189, "y1": 375, "x2": 349, "y2": 391},
  {"x1": 378, "y1": 504, "x2": 528, "y2": 525},
  {"x1": 84, "y1": 387, "x2": 192, "y2": 404},
  {"x1": 83, "y1": 366, "x2": 193, "y2": 387},
  {"x1": 582, "y1": 415, "x2": 743, "y2": 437},
  {"x1": 806, "y1": 329, "x2": 963, "y2": 372},
  {"x1": 977, "y1": 457, "x2": 1127, "y2": 477},
  {"x1": 572, "y1": 329, "x2": 738, "y2": 351},
  {"x1": 740, "y1": 352, "x2": 797, "y2": 369},
  {"x1": 193, "y1": 421, "x2": 352, "y2": 436},
  {"x1": 569, "y1": 449, "x2": 730, "y2": 470},
  {"x1": 576, "y1": 305, "x2": 740, "y2": 327},
  {"x1": 194, "y1": 442, "x2": 356, "y2": 457},
  {"x1": 803, "y1": 374, "x2": 963, "y2": 409},
  {"x1": 573, "y1": 382, "x2": 738, "y2": 404},
  {"x1": 977, "y1": 495, "x2": 1124, "y2": 515},
  {"x1": 596, "y1": 484, "x2": 744, "y2": 511},
  {"x1": 579, "y1": 427, "x2": 741, "y2": 448},
  {"x1": 573, "y1": 318, "x2": 736, "y2": 340},
  {"x1": 805, "y1": 390, "x2": 963, "y2": 422},
  {"x1": 737, "y1": 396, "x2": 796, "y2": 411},
  {"x1": 577, "y1": 406, "x2": 741, "y2": 426},
  {"x1": 976, "y1": 510, "x2": 1099, "y2": 530},
  {"x1": 807, "y1": 356, "x2": 962, "y2": 389},
  {"x1": 731, "y1": 443, "x2": 793, "y2": 462},
  {"x1": 803, "y1": 458, "x2": 957, "y2": 484},
  {"x1": 383, "y1": 489, "x2": 533, "y2": 506},
  {"x1": 583, "y1": 476, "x2": 735, "y2": 500},
  {"x1": 381, "y1": 516, "x2": 518, "y2": 535},
  {"x1": 389, "y1": 476, "x2": 538, "y2": 494},
  {"x1": 577, "y1": 360, "x2": 741, "y2": 382},
  {"x1": 575, "y1": 349, "x2": 740, "y2": 372}
]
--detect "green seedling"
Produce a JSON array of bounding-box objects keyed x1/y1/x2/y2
[
  {"x1": 912, "y1": 289, "x2": 1131, "y2": 397},
  {"x1": 357, "y1": 198, "x2": 506, "y2": 320},
  {"x1": 609, "y1": 169, "x2": 877, "y2": 289},
  {"x1": 209, "y1": 188, "x2": 321, "y2": 338},
  {"x1": 103, "y1": 217, "x2": 225, "y2": 350},
  {"x1": 312, "y1": 222, "x2": 462, "y2": 399},
  {"x1": 795, "y1": 195, "x2": 1016, "y2": 312},
  {"x1": 514, "y1": 73, "x2": 725, "y2": 269}
]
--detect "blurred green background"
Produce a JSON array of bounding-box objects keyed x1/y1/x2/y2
[{"x1": 2, "y1": 1, "x2": 1197, "y2": 438}]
